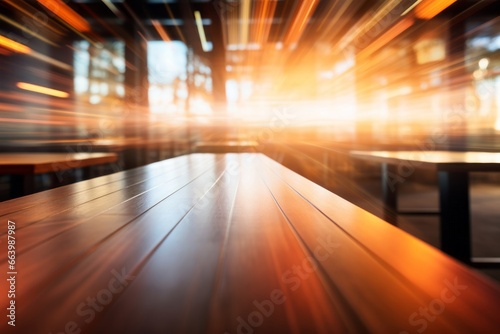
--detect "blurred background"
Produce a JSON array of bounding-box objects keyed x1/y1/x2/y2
[
  {"x1": 0, "y1": 0, "x2": 498, "y2": 147},
  {"x1": 0, "y1": 0, "x2": 499, "y2": 201}
]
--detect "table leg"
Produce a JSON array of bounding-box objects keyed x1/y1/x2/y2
[
  {"x1": 82, "y1": 166, "x2": 92, "y2": 180},
  {"x1": 10, "y1": 175, "x2": 34, "y2": 198},
  {"x1": 438, "y1": 171, "x2": 471, "y2": 263},
  {"x1": 123, "y1": 149, "x2": 138, "y2": 169},
  {"x1": 381, "y1": 163, "x2": 398, "y2": 225}
]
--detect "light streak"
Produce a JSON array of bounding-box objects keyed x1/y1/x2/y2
[
  {"x1": 37, "y1": 0, "x2": 91, "y2": 32},
  {"x1": 194, "y1": 11, "x2": 210, "y2": 52},
  {"x1": 415, "y1": 0, "x2": 457, "y2": 20},
  {"x1": 152, "y1": 20, "x2": 170, "y2": 42},
  {"x1": 17, "y1": 82, "x2": 69, "y2": 98},
  {"x1": 284, "y1": 0, "x2": 319, "y2": 46},
  {"x1": 0, "y1": 35, "x2": 30, "y2": 54},
  {"x1": 401, "y1": 0, "x2": 423, "y2": 16}
]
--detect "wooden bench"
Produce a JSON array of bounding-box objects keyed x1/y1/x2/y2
[
  {"x1": 0, "y1": 153, "x2": 498, "y2": 333},
  {"x1": 0, "y1": 152, "x2": 118, "y2": 198}
]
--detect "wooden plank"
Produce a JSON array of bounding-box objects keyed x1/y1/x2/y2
[
  {"x1": 203, "y1": 154, "x2": 352, "y2": 333},
  {"x1": 0, "y1": 153, "x2": 498, "y2": 334},
  {"x1": 3, "y1": 161, "x2": 213, "y2": 258},
  {"x1": 262, "y1": 155, "x2": 500, "y2": 332},
  {"x1": 90, "y1": 154, "x2": 244, "y2": 333},
  {"x1": 1, "y1": 156, "x2": 230, "y2": 333},
  {"x1": 259, "y1": 156, "x2": 460, "y2": 332},
  {"x1": 0, "y1": 154, "x2": 210, "y2": 219},
  {"x1": 86, "y1": 154, "x2": 351, "y2": 333},
  {"x1": 0, "y1": 155, "x2": 217, "y2": 258},
  {"x1": 3, "y1": 161, "x2": 219, "y2": 309}
]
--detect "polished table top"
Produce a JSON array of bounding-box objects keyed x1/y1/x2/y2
[
  {"x1": 0, "y1": 152, "x2": 118, "y2": 174},
  {"x1": 350, "y1": 150, "x2": 500, "y2": 171},
  {"x1": 0, "y1": 153, "x2": 498, "y2": 333}
]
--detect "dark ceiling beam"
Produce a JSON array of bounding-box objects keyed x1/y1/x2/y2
[
  {"x1": 177, "y1": 0, "x2": 203, "y2": 54},
  {"x1": 144, "y1": 18, "x2": 212, "y2": 25},
  {"x1": 83, "y1": 18, "x2": 212, "y2": 26},
  {"x1": 202, "y1": 0, "x2": 227, "y2": 112},
  {"x1": 146, "y1": 0, "x2": 212, "y2": 3},
  {"x1": 71, "y1": 0, "x2": 212, "y2": 4}
]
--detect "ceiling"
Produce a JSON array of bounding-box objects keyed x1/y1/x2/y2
[{"x1": 0, "y1": 0, "x2": 498, "y2": 81}]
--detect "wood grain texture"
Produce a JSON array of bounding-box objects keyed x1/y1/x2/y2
[{"x1": 0, "y1": 153, "x2": 498, "y2": 334}]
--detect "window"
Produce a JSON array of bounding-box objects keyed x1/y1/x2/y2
[{"x1": 73, "y1": 40, "x2": 125, "y2": 106}]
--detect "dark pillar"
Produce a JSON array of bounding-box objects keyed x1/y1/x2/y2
[
  {"x1": 381, "y1": 163, "x2": 399, "y2": 225},
  {"x1": 124, "y1": 23, "x2": 149, "y2": 167},
  {"x1": 124, "y1": 26, "x2": 149, "y2": 113},
  {"x1": 208, "y1": 4, "x2": 227, "y2": 116},
  {"x1": 445, "y1": 18, "x2": 467, "y2": 150},
  {"x1": 438, "y1": 171, "x2": 471, "y2": 263},
  {"x1": 50, "y1": 37, "x2": 75, "y2": 99}
]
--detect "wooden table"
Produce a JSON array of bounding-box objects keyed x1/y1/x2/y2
[
  {"x1": 0, "y1": 153, "x2": 498, "y2": 333},
  {"x1": 350, "y1": 150, "x2": 500, "y2": 265},
  {"x1": 2, "y1": 137, "x2": 174, "y2": 169},
  {"x1": 0, "y1": 152, "x2": 118, "y2": 197}
]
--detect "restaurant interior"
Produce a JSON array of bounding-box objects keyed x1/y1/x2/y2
[{"x1": 0, "y1": 0, "x2": 499, "y2": 333}]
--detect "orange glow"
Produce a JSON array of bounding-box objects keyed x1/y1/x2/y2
[
  {"x1": 415, "y1": 0, "x2": 457, "y2": 20},
  {"x1": 284, "y1": 0, "x2": 319, "y2": 46},
  {"x1": 239, "y1": 0, "x2": 251, "y2": 45},
  {"x1": 226, "y1": 6, "x2": 238, "y2": 46},
  {"x1": 338, "y1": 0, "x2": 404, "y2": 52},
  {"x1": 152, "y1": 20, "x2": 170, "y2": 42},
  {"x1": 0, "y1": 35, "x2": 31, "y2": 54},
  {"x1": 252, "y1": 0, "x2": 277, "y2": 44},
  {"x1": 16, "y1": 82, "x2": 69, "y2": 98},
  {"x1": 358, "y1": 17, "x2": 415, "y2": 59},
  {"x1": 37, "y1": 0, "x2": 91, "y2": 32}
]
